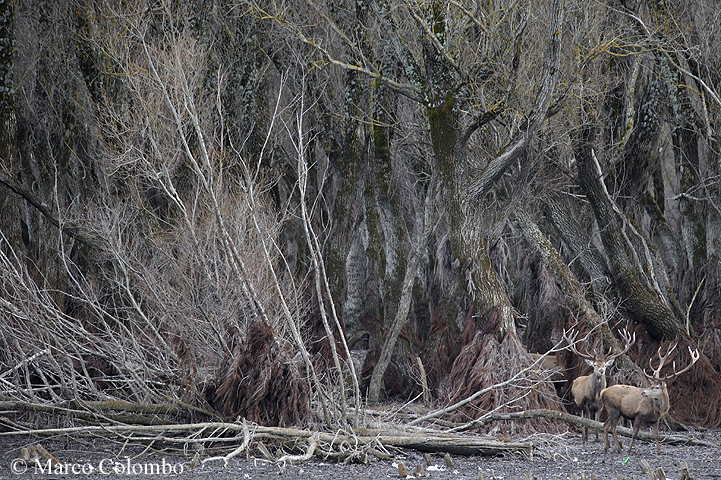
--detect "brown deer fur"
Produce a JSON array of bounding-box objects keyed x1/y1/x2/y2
[
  {"x1": 564, "y1": 328, "x2": 635, "y2": 442},
  {"x1": 600, "y1": 384, "x2": 666, "y2": 454},
  {"x1": 601, "y1": 344, "x2": 699, "y2": 454},
  {"x1": 571, "y1": 360, "x2": 613, "y2": 441}
]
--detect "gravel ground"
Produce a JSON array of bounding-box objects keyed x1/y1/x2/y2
[{"x1": 1, "y1": 429, "x2": 719, "y2": 480}]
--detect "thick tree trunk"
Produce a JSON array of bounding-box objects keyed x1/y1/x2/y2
[
  {"x1": 368, "y1": 185, "x2": 433, "y2": 405},
  {"x1": 575, "y1": 130, "x2": 686, "y2": 340},
  {"x1": 515, "y1": 209, "x2": 604, "y2": 329},
  {"x1": 325, "y1": 74, "x2": 365, "y2": 336}
]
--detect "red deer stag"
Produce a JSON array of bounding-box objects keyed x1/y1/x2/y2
[
  {"x1": 563, "y1": 328, "x2": 635, "y2": 442},
  {"x1": 601, "y1": 343, "x2": 699, "y2": 454}
]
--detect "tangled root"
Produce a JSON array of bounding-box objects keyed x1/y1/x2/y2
[
  {"x1": 444, "y1": 330, "x2": 565, "y2": 433},
  {"x1": 211, "y1": 322, "x2": 311, "y2": 426}
]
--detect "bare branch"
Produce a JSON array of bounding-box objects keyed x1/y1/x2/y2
[{"x1": 466, "y1": 0, "x2": 564, "y2": 202}]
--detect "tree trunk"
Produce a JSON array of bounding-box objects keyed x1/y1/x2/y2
[
  {"x1": 368, "y1": 184, "x2": 433, "y2": 404},
  {"x1": 575, "y1": 128, "x2": 686, "y2": 340}
]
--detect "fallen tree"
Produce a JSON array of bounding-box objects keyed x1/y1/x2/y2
[
  {"x1": 0, "y1": 399, "x2": 218, "y2": 426},
  {"x1": 0, "y1": 420, "x2": 533, "y2": 461},
  {"x1": 1, "y1": 399, "x2": 714, "y2": 465},
  {"x1": 458, "y1": 408, "x2": 716, "y2": 448}
]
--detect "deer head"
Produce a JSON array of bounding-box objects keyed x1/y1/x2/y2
[
  {"x1": 644, "y1": 342, "x2": 700, "y2": 386},
  {"x1": 563, "y1": 327, "x2": 636, "y2": 377}
]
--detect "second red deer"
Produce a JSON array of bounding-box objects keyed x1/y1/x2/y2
[
  {"x1": 563, "y1": 328, "x2": 635, "y2": 442},
  {"x1": 601, "y1": 343, "x2": 699, "y2": 454}
]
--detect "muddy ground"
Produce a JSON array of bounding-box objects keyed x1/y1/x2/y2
[{"x1": 1, "y1": 428, "x2": 719, "y2": 479}]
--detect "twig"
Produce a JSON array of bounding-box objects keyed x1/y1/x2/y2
[
  {"x1": 0, "y1": 349, "x2": 50, "y2": 379},
  {"x1": 608, "y1": 4, "x2": 721, "y2": 110},
  {"x1": 685, "y1": 274, "x2": 706, "y2": 334}
]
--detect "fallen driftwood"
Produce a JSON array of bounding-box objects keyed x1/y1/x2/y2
[
  {"x1": 463, "y1": 408, "x2": 716, "y2": 448},
  {"x1": 0, "y1": 398, "x2": 532, "y2": 457},
  {"x1": 1, "y1": 399, "x2": 712, "y2": 462},
  {"x1": 0, "y1": 420, "x2": 532, "y2": 459},
  {"x1": 0, "y1": 399, "x2": 218, "y2": 426},
  {"x1": 371, "y1": 434, "x2": 532, "y2": 456}
]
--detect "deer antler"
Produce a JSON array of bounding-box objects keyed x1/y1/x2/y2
[
  {"x1": 563, "y1": 328, "x2": 635, "y2": 362},
  {"x1": 647, "y1": 343, "x2": 677, "y2": 379},
  {"x1": 605, "y1": 328, "x2": 636, "y2": 362},
  {"x1": 562, "y1": 329, "x2": 596, "y2": 361},
  {"x1": 645, "y1": 344, "x2": 700, "y2": 381}
]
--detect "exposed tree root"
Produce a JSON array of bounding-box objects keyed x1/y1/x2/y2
[
  {"x1": 665, "y1": 339, "x2": 721, "y2": 428},
  {"x1": 201, "y1": 420, "x2": 252, "y2": 466},
  {"x1": 442, "y1": 330, "x2": 566, "y2": 433},
  {"x1": 210, "y1": 322, "x2": 311, "y2": 426}
]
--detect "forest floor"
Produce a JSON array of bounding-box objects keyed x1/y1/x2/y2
[{"x1": 1, "y1": 426, "x2": 719, "y2": 480}]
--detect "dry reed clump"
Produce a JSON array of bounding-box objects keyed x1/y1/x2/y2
[
  {"x1": 444, "y1": 329, "x2": 565, "y2": 433},
  {"x1": 211, "y1": 322, "x2": 311, "y2": 427}
]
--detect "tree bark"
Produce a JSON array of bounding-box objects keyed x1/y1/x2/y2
[
  {"x1": 0, "y1": 171, "x2": 103, "y2": 250},
  {"x1": 575, "y1": 130, "x2": 686, "y2": 340},
  {"x1": 514, "y1": 208, "x2": 604, "y2": 329},
  {"x1": 467, "y1": 0, "x2": 563, "y2": 203},
  {"x1": 542, "y1": 197, "x2": 610, "y2": 293},
  {"x1": 367, "y1": 182, "x2": 433, "y2": 405}
]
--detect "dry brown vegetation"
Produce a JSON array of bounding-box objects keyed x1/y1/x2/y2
[{"x1": 0, "y1": 0, "x2": 720, "y2": 465}]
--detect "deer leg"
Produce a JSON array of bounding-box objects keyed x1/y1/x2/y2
[
  {"x1": 603, "y1": 417, "x2": 610, "y2": 451},
  {"x1": 582, "y1": 408, "x2": 588, "y2": 442},
  {"x1": 627, "y1": 419, "x2": 641, "y2": 454},
  {"x1": 593, "y1": 407, "x2": 601, "y2": 441},
  {"x1": 604, "y1": 409, "x2": 619, "y2": 452},
  {"x1": 611, "y1": 421, "x2": 622, "y2": 452},
  {"x1": 653, "y1": 420, "x2": 660, "y2": 454}
]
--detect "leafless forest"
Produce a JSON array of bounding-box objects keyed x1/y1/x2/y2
[{"x1": 0, "y1": 0, "x2": 720, "y2": 463}]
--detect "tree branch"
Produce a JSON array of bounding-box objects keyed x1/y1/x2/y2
[
  {"x1": 0, "y1": 170, "x2": 103, "y2": 250},
  {"x1": 466, "y1": 0, "x2": 564, "y2": 203}
]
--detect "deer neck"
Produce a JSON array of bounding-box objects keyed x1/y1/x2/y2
[
  {"x1": 657, "y1": 383, "x2": 670, "y2": 414},
  {"x1": 592, "y1": 373, "x2": 606, "y2": 398},
  {"x1": 646, "y1": 382, "x2": 670, "y2": 417}
]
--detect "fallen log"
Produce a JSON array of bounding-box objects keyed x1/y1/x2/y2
[
  {"x1": 367, "y1": 434, "x2": 532, "y2": 456},
  {"x1": 0, "y1": 399, "x2": 711, "y2": 458},
  {"x1": 463, "y1": 408, "x2": 716, "y2": 448},
  {"x1": 0, "y1": 399, "x2": 217, "y2": 426},
  {"x1": 0, "y1": 420, "x2": 533, "y2": 457}
]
